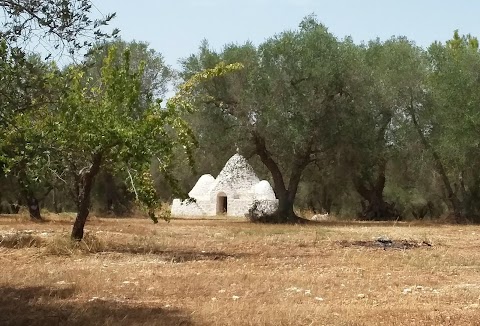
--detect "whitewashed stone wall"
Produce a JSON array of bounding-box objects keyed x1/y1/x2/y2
[
  {"x1": 170, "y1": 199, "x2": 206, "y2": 216},
  {"x1": 171, "y1": 154, "x2": 278, "y2": 218}
]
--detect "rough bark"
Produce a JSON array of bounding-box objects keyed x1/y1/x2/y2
[
  {"x1": 26, "y1": 195, "x2": 41, "y2": 220},
  {"x1": 71, "y1": 153, "x2": 103, "y2": 241},
  {"x1": 354, "y1": 161, "x2": 399, "y2": 221},
  {"x1": 18, "y1": 186, "x2": 42, "y2": 220},
  {"x1": 52, "y1": 187, "x2": 62, "y2": 213},
  {"x1": 103, "y1": 172, "x2": 118, "y2": 214},
  {"x1": 251, "y1": 132, "x2": 310, "y2": 223},
  {"x1": 16, "y1": 168, "x2": 42, "y2": 220},
  {"x1": 273, "y1": 194, "x2": 298, "y2": 223}
]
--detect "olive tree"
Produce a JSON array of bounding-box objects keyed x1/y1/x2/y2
[
  {"x1": 419, "y1": 31, "x2": 480, "y2": 221},
  {"x1": 181, "y1": 16, "x2": 353, "y2": 223}
]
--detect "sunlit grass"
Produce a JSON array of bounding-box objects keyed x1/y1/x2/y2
[{"x1": 1, "y1": 215, "x2": 479, "y2": 325}]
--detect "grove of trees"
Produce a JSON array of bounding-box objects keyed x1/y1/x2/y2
[
  {"x1": 181, "y1": 17, "x2": 480, "y2": 224},
  {"x1": 2, "y1": 4, "x2": 480, "y2": 240}
]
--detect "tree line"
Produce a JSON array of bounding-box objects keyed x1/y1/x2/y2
[
  {"x1": 180, "y1": 16, "x2": 480, "y2": 224},
  {"x1": 2, "y1": 5, "x2": 480, "y2": 240}
]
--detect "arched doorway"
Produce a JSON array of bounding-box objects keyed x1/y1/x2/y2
[{"x1": 216, "y1": 192, "x2": 227, "y2": 215}]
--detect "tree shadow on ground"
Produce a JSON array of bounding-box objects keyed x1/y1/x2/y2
[
  {"x1": 0, "y1": 231, "x2": 246, "y2": 263},
  {"x1": 105, "y1": 247, "x2": 246, "y2": 263},
  {"x1": 305, "y1": 219, "x2": 462, "y2": 227},
  {"x1": 0, "y1": 286, "x2": 194, "y2": 326}
]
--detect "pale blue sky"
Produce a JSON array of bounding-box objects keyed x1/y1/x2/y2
[{"x1": 94, "y1": 0, "x2": 478, "y2": 68}]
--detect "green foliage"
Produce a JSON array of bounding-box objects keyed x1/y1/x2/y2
[
  {"x1": 84, "y1": 40, "x2": 174, "y2": 99},
  {"x1": 4, "y1": 13, "x2": 480, "y2": 224},
  {"x1": 1, "y1": 0, "x2": 116, "y2": 218},
  {"x1": 48, "y1": 45, "x2": 197, "y2": 222},
  {"x1": 0, "y1": 0, "x2": 117, "y2": 56},
  {"x1": 0, "y1": 39, "x2": 62, "y2": 214},
  {"x1": 178, "y1": 17, "x2": 480, "y2": 222},
  {"x1": 178, "y1": 16, "x2": 357, "y2": 222},
  {"x1": 425, "y1": 31, "x2": 480, "y2": 219}
]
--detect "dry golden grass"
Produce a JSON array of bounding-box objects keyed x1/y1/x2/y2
[{"x1": 1, "y1": 213, "x2": 480, "y2": 325}]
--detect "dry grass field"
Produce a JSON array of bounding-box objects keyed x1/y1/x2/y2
[{"x1": 1, "y1": 214, "x2": 480, "y2": 326}]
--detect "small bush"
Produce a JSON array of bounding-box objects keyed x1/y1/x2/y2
[{"x1": 246, "y1": 200, "x2": 269, "y2": 222}]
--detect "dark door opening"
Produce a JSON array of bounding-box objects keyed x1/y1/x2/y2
[{"x1": 216, "y1": 193, "x2": 227, "y2": 215}]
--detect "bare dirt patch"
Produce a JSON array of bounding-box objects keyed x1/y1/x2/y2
[{"x1": 1, "y1": 215, "x2": 480, "y2": 325}]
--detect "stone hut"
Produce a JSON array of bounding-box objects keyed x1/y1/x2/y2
[{"x1": 171, "y1": 154, "x2": 278, "y2": 217}]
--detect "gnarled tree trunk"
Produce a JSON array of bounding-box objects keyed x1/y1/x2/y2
[
  {"x1": 52, "y1": 187, "x2": 62, "y2": 213},
  {"x1": 268, "y1": 188, "x2": 299, "y2": 223},
  {"x1": 252, "y1": 132, "x2": 311, "y2": 223},
  {"x1": 354, "y1": 161, "x2": 399, "y2": 221},
  {"x1": 19, "y1": 187, "x2": 42, "y2": 220},
  {"x1": 26, "y1": 195, "x2": 41, "y2": 220},
  {"x1": 17, "y1": 170, "x2": 42, "y2": 220},
  {"x1": 71, "y1": 153, "x2": 103, "y2": 241}
]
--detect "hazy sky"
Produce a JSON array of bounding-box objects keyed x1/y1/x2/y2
[{"x1": 94, "y1": 0, "x2": 478, "y2": 69}]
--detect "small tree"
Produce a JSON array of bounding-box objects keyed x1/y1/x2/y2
[
  {"x1": 40, "y1": 45, "x2": 195, "y2": 240},
  {"x1": 52, "y1": 45, "x2": 240, "y2": 240},
  {"x1": 83, "y1": 39, "x2": 174, "y2": 214},
  {"x1": 1, "y1": 0, "x2": 116, "y2": 218}
]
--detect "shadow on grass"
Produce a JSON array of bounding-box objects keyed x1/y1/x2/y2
[
  {"x1": 303, "y1": 220, "x2": 435, "y2": 227},
  {"x1": 0, "y1": 285, "x2": 194, "y2": 326},
  {"x1": 1, "y1": 231, "x2": 246, "y2": 263},
  {"x1": 57, "y1": 233, "x2": 244, "y2": 262},
  {"x1": 103, "y1": 247, "x2": 245, "y2": 263}
]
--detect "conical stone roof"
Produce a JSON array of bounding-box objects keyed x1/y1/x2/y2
[
  {"x1": 253, "y1": 180, "x2": 276, "y2": 200},
  {"x1": 211, "y1": 154, "x2": 260, "y2": 194},
  {"x1": 188, "y1": 174, "x2": 215, "y2": 198}
]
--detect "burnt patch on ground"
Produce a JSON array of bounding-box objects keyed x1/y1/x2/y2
[{"x1": 338, "y1": 239, "x2": 433, "y2": 250}]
